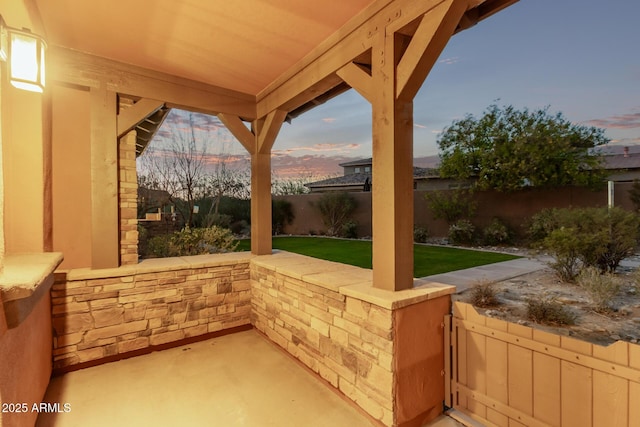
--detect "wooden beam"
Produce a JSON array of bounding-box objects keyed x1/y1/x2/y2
[
  {"x1": 336, "y1": 62, "x2": 374, "y2": 103},
  {"x1": 90, "y1": 86, "x2": 119, "y2": 269},
  {"x1": 396, "y1": 0, "x2": 468, "y2": 101},
  {"x1": 218, "y1": 113, "x2": 255, "y2": 154},
  {"x1": 49, "y1": 46, "x2": 257, "y2": 119},
  {"x1": 117, "y1": 98, "x2": 164, "y2": 138},
  {"x1": 257, "y1": 0, "x2": 517, "y2": 117},
  {"x1": 257, "y1": 110, "x2": 287, "y2": 154}
]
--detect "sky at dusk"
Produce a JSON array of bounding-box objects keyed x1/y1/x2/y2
[{"x1": 148, "y1": 0, "x2": 640, "y2": 177}]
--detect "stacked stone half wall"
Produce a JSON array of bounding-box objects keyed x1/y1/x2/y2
[
  {"x1": 250, "y1": 252, "x2": 454, "y2": 427},
  {"x1": 51, "y1": 253, "x2": 253, "y2": 370}
]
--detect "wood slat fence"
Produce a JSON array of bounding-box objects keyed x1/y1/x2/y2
[{"x1": 445, "y1": 302, "x2": 640, "y2": 427}]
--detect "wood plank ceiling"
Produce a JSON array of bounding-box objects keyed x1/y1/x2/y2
[{"x1": 35, "y1": 0, "x2": 376, "y2": 97}]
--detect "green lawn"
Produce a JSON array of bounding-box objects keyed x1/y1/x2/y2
[{"x1": 235, "y1": 236, "x2": 519, "y2": 277}]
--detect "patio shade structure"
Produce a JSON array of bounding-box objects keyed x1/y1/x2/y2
[{"x1": 0, "y1": 0, "x2": 517, "y2": 285}]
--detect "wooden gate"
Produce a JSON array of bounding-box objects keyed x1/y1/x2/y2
[{"x1": 444, "y1": 301, "x2": 640, "y2": 427}]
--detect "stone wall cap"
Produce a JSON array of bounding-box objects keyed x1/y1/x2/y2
[
  {"x1": 0, "y1": 252, "x2": 64, "y2": 302},
  {"x1": 60, "y1": 252, "x2": 255, "y2": 281},
  {"x1": 340, "y1": 279, "x2": 455, "y2": 310}
]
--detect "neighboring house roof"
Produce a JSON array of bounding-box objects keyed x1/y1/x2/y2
[
  {"x1": 601, "y1": 153, "x2": 640, "y2": 170},
  {"x1": 339, "y1": 158, "x2": 373, "y2": 167},
  {"x1": 305, "y1": 165, "x2": 438, "y2": 190},
  {"x1": 306, "y1": 172, "x2": 372, "y2": 189}
]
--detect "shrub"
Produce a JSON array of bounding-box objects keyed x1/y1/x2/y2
[
  {"x1": 314, "y1": 192, "x2": 358, "y2": 237},
  {"x1": 413, "y1": 226, "x2": 429, "y2": 243},
  {"x1": 629, "y1": 180, "x2": 640, "y2": 212},
  {"x1": 341, "y1": 220, "x2": 358, "y2": 239},
  {"x1": 482, "y1": 218, "x2": 511, "y2": 245},
  {"x1": 230, "y1": 220, "x2": 250, "y2": 236},
  {"x1": 272, "y1": 199, "x2": 294, "y2": 235},
  {"x1": 577, "y1": 267, "x2": 621, "y2": 312},
  {"x1": 469, "y1": 280, "x2": 499, "y2": 308},
  {"x1": 448, "y1": 219, "x2": 475, "y2": 245},
  {"x1": 526, "y1": 298, "x2": 576, "y2": 325},
  {"x1": 426, "y1": 189, "x2": 476, "y2": 224},
  {"x1": 146, "y1": 226, "x2": 238, "y2": 258},
  {"x1": 532, "y1": 207, "x2": 640, "y2": 278},
  {"x1": 542, "y1": 227, "x2": 585, "y2": 282},
  {"x1": 527, "y1": 208, "x2": 563, "y2": 243}
]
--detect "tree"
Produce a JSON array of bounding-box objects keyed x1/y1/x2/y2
[
  {"x1": 437, "y1": 104, "x2": 609, "y2": 192},
  {"x1": 138, "y1": 112, "x2": 208, "y2": 227},
  {"x1": 138, "y1": 111, "x2": 250, "y2": 228}
]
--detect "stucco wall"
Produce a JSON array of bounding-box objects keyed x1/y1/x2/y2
[{"x1": 0, "y1": 293, "x2": 53, "y2": 427}]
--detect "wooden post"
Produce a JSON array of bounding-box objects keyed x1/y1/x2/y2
[
  {"x1": 90, "y1": 86, "x2": 119, "y2": 268},
  {"x1": 371, "y1": 33, "x2": 415, "y2": 292},
  {"x1": 219, "y1": 110, "x2": 286, "y2": 255},
  {"x1": 339, "y1": 0, "x2": 469, "y2": 291}
]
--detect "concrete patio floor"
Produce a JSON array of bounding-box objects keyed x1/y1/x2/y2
[{"x1": 36, "y1": 329, "x2": 463, "y2": 427}]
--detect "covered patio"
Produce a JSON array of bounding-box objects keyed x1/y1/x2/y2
[{"x1": 0, "y1": 1, "x2": 517, "y2": 426}]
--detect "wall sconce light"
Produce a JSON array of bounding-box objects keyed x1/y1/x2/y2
[{"x1": 0, "y1": 15, "x2": 47, "y2": 93}]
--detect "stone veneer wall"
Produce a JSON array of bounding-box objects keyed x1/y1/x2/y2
[
  {"x1": 51, "y1": 253, "x2": 253, "y2": 370},
  {"x1": 119, "y1": 131, "x2": 138, "y2": 265},
  {"x1": 250, "y1": 252, "x2": 454, "y2": 427}
]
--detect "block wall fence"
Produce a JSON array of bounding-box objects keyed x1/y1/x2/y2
[{"x1": 276, "y1": 184, "x2": 635, "y2": 238}]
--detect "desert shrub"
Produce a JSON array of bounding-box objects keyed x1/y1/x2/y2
[
  {"x1": 230, "y1": 220, "x2": 250, "y2": 236},
  {"x1": 146, "y1": 226, "x2": 237, "y2": 258},
  {"x1": 426, "y1": 189, "x2": 476, "y2": 224},
  {"x1": 527, "y1": 208, "x2": 563, "y2": 243},
  {"x1": 448, "y1": 219, "x2": 475, "y2": 245},
  {"x1": 482, "y1": 218, "x2": 511, "y2": 245},
  {"x1": 542, "y1": 227, "x2": 586, "y2": 282},
  {"x1": 629, "y1": 180, "x2": 640, "y2": 212},
  {"x1": 314, "y1": 192, "x2": 358, "y2": 237},
  {"x1": 341, "y1": 220, "x2": 358, "y2": 239},
  {"x1": 532, "y1": 207, "x2": 640, "y2": 278},
  {"x1": 594, "y1": 207, "x2": 640, "y2": 271},
  {"x1": 526, "y1": 298, "x2": 576, "y2": 325},
  {"x1": 272, "y1": 199, "x2": 294, "y2": 235},
  {"x1": 577, "y1": 267, "x2": 621, "y2": 312},
  {"x1": 469, "y1": 280, "x2": 500, "y2": 308},
  {"x1": 413, "y1": 226, "x2": 429, "y2": 243}
]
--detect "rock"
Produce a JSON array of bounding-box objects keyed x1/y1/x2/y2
[
  {"x1": 632, "y1": 318, "x2": 640, "y2": 324},
  {"x1": 516, "y1": 320, "x2": 528, "y2": 326},
  {"x1": 619, "y1": 306, "x2": 633, "y2": 316},
  {"x1": 627, "y1": 287, "x2": 637, "y2": 295},
  {"x1": 631, "y1": 339, "x2": 638, "y2": 344},
  {"x1": 610, "y1": 334, "x2": 622, "y2": 341}
]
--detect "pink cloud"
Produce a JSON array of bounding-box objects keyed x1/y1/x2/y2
[
  {"x1": 586, "y1": 111, "x2": 640, "y2": 129},
  {"x1": 322, "y1": 117, "x2": 337, "y2": 123},
  {"x1": 438, "y1": 56, "x2": 460, "y2": 65},
  {"x1": 272, "y1": 143, "x2": 360, "y2": 155}
]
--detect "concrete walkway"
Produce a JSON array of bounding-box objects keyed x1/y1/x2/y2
[{"x1": 422, "y1": 257, "x2": 548, "y2": 293}]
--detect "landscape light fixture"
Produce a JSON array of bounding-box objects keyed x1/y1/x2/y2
[{"x1": 0, "y1": 15, "x2": 47, "y2": 93}]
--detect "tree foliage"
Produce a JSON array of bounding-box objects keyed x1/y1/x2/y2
[{"x1": 437, "y1": 104, "x2": 608, "y2": 192}]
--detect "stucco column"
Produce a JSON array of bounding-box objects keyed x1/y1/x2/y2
[
  {"x1": 0, "y1": 69, "x2": 4, "y2": 272},
  {"x1": 1, "y1": 74, "x2": 47, "y2": 254},
  {"x1": 371, "y1": 34, "x2": 415, "y2": 292}
]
